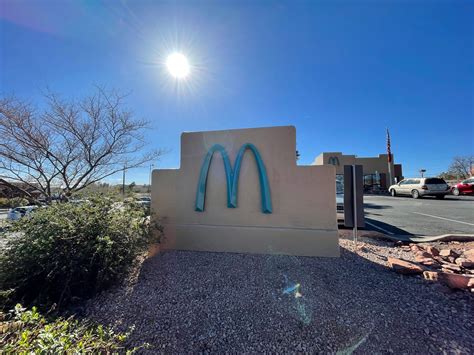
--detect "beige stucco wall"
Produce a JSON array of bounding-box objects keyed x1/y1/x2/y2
[
  {"x1": 312, "y1": 152, "x2": 399, "y2": 186},
  {"x1": 152, "y1": 126, "x2": 339, "y2": 257}
]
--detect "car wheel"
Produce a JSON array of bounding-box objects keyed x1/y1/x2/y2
[
  {"x1": 436, "y1": 195, "x2": 445, "y2": 199},
  {"x1": 390, "y1": 189, "x2": 397, "y2": 197},
  {"x1": 452, "y1": 188, "x2": 460, "y2": 196},
  {"x1": 411, "y1": 190, "x2": 420, "y2": 199}
]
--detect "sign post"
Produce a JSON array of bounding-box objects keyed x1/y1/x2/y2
[
  {"x1": 352, "y1": 165, "x2": 358, "y2": 245},
  {"x1": 344, "y1": 165, "x2": 365, "y2": 247}
]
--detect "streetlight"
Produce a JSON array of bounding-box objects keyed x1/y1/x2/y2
[{"x1": 419, "y1": 169, "x2": 426, "y2": 178}]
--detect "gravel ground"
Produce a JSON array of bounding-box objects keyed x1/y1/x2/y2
[{"x1": 86, "y1": 237, "x2": 474, "y2": 354}]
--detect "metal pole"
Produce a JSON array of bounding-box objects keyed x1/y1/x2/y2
[
  {"x1": 353, "y1": 164, "x2": 357, "y2": 247},
  {"x1": 387, "y1": 159, "x2": 393, "y2": 186},
  {"x1": 122, "y1": 165, "x2": 126, "y2": 197}
]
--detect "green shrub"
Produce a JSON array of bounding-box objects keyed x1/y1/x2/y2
[
  {"x1": 1, "y1": 304, "x2": 147, "y2": 353},
  {"x1": 0, "y1": 197, "x2": 29, "y2": 208},
  {"x1": 0, "y1": 197, "x2": 8, "y2": 208},
  {"x1": 0, "y1": 197, "x2": 159, "y2": 310}
]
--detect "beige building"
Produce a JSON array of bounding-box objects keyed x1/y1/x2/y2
[
  {"x1": 312, "y1": 152, "x2": 403, "y2": 189},
  {"x1": 152, "y1": 126, "x2": 339, "y2": 257}
]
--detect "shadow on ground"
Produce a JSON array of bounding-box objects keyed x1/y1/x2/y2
[
  {"x1": 363, "y1": 203, "x2": 393, "y2": 210},
  {"x1": 364, "y1": 217, "x2": 415, "y2": 236},
  {"x1": 86, "y1": 246, "x2": 473, "y2": 353}
]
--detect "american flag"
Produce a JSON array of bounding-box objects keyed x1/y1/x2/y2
[{"x1": 386, "y1": 128, "x2": 392, "y2": 163}]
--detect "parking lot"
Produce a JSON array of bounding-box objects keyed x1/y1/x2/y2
[
  {"x1": 364, "y1": 194, "x2": 474, "y2": 236},
  {"x1": 2, "y1": 197, "x2": 473, "y2": 238}
]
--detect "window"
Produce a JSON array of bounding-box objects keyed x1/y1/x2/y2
[
  {"x1": 363, "y1": 174, "x2": 381, "y2": 189},
  {"x1": 425, "y1": 178, "x2": 446, "y2": 185},
  {"x1": 335, "y1": 174, "x2": 344, "y2": 194}
]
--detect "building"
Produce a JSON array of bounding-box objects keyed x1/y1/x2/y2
[{"x1": 312, "y1": 152, "x2": 403, "y2": 190}]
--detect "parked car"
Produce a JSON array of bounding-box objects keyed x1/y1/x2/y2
[
  {"x1": 389, "y1": 177, "x2": 450, "y2": 199},
  {"x1": 451, "y1": 177, "x2": 474, "y2": 196},
  {"x1": 7, "y1": 206, "x2": 39, "y2": 221},
  {"x1": 136, "y1": 196, "x2": 151, "y2": 207}
]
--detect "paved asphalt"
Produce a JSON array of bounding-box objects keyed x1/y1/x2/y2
[
  {"x1": 363, "y1": 194, "x2": 474, "y2": 236},
  {"x1": 1, "y1": 198, "x2": 472, "y2": 237}
]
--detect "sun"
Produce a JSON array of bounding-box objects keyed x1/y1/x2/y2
[{"x1": 166, "y1": 52, "x2": 190, "y2": 79}]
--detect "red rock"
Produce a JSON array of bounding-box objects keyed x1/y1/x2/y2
[
  {"x1": 410, "y1": 245, "x2": 423, "y2": 252},
  {"x1": 415, "y1": 251, "x2": 433, "y2": 259},
  {"x1": 425, "y1": 246, "x2": 439, "y2": 257},
  {"x1": 439, "y1": 249, "x2": 453, "y2": 257},
  {"x1": 464, "y1": 249, "x2": 474, "y2": 256},
  {"x1": 455, "y1": 258, "x2": 474, "y2": 268},
  {"x1": 468, "y1": 278, "x2": 474, "y2": 288},
  {"x1": 448, "y1": 256, "x2": 457, "y2": 263},
  {"x1": 416, "y1": 257, "x2": 438, "y2": 266},
  {"x1": 439, "y1": 273, "x2": 474, "y2": 289},
  {"x1": 423, "y1": 271, "x2": 439, "y2": 281},
  {"x1": 463, "y1": 249, "x2": 474, "y2": 261},
  {"x1": 387, "y1": 257, "x2": 424, "y2": 275},
  {"x1": 442, "y1": 268, "x2": 455, "y2": 274},
  {"x1": 433, "y1": 256, "x2": 447, "y2": 264},
  {"x1": 442, "y1": 263, "x2": 462, "y2": 272}
]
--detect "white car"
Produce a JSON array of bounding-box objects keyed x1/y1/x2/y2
[
  {"x1": 389, "y1": 178, "x2": 450, "y2": 199},
  {"x1": 136, "y1": 196, "x2": 151, "y2": 207},
  {"x1": 7, "y1": 206, "x2": 38, "y2": 221}
]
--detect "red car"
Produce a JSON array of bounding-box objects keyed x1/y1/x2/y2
[{"x1": 452, "y1": 177, "x2": 474, "y2": 196}]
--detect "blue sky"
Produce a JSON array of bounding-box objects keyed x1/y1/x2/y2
[{"x1": 1, "y1": 0, "x2": 473, "y2": 184}]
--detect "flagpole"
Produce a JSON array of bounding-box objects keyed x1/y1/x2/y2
[{"x1": 386, "y1": 128, "x2": 393, "y2": 185}]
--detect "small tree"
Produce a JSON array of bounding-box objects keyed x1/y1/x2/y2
[
  {"x1": 447, "y1": 156, "x2": 473, "y2": 180},
  {"x1": 0, "y1": 87, "x2": 163, "y2": 201}
]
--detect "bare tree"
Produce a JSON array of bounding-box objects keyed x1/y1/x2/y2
[
  {"x1": 448, "y1": 155, "x2": 473, "y2": 179},
  {"x1": 0, "y1": 88, "x2": 163, "y2": 201}
]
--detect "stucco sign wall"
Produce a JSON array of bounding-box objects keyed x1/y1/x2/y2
[{"x1": 151, "y1": 126, "x2": 339, "y2": 257}]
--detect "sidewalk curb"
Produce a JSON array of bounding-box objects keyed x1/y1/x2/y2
[{"x1": 375, "y1": 234, "x2": 474, "y2": 243}]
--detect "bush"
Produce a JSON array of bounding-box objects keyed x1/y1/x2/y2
[
  {"x1": 0, "y1": 197, "x2": 8, "y2": 208},
  {"x1": 0, "y1": 197, "x2": 29, "y2": 208},
  {"x1": 0, "y1": 197, "x2": 158, "y2": 310},
  {"x1": 1, "y1": 304, "x2": 147, "y2": 353}
]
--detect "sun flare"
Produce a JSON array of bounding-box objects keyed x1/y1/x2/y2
[{"x1": 166, "y1": 52, "x2": 190, "y2": 79}]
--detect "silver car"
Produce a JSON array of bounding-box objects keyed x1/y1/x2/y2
[
  {"x1": 7, "y1": 206, "x2": 38, "y2": 221},
  {"x1": 389, "y1": 177, "x2": 450, "y2": 199}
]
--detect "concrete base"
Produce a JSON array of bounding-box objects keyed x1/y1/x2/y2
[{"x1": 160, "y1": 224, "x2": 340, "y2": 257}]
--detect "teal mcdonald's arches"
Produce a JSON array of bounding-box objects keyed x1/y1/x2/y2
[{"x1": 195, "y1": 143, "x2": 272, "y2": 214}]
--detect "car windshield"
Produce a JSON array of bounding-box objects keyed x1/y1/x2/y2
[{"x1": 425, "y1": 178, "x2": 446, "y2": 185}]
